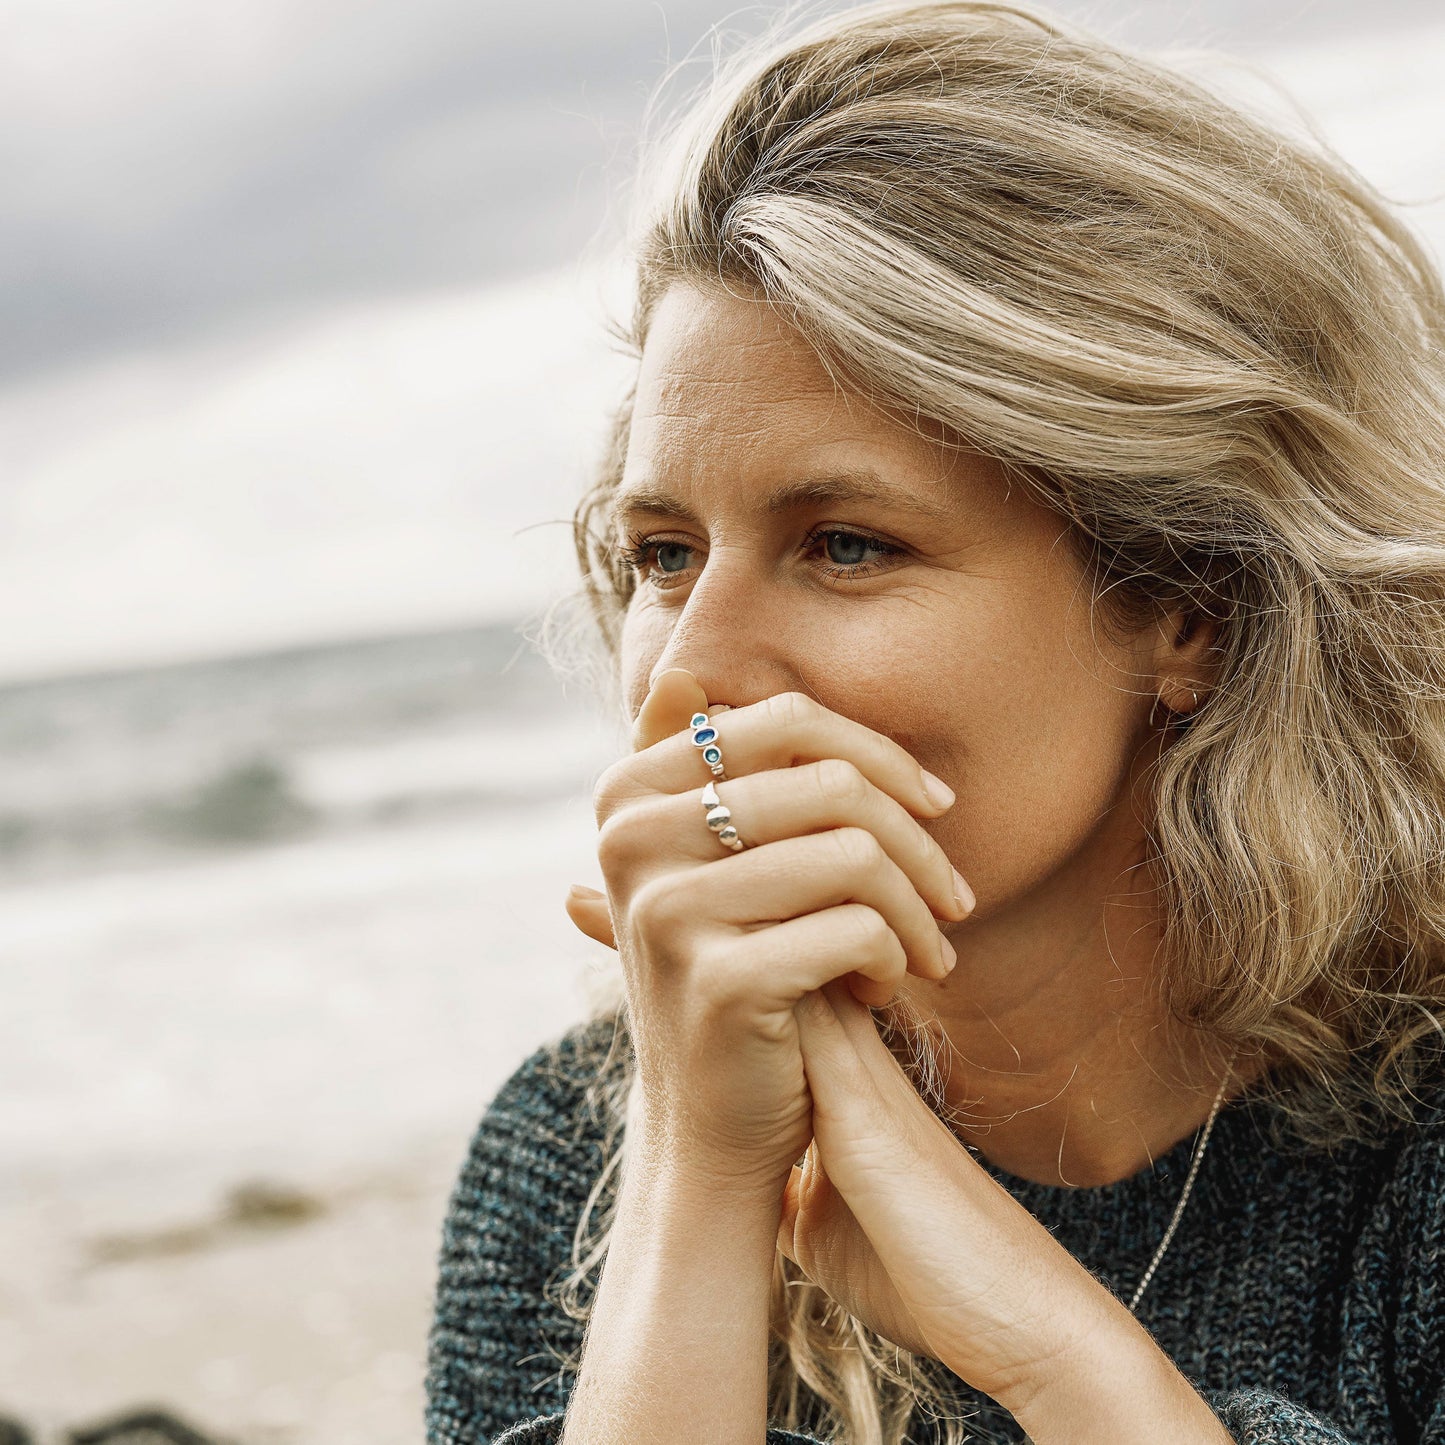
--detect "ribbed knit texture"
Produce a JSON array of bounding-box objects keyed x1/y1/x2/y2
[{"x1": 426, "y1": 1010, "x2": 1445, "y2": 1444}]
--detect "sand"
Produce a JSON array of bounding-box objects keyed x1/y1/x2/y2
[{"x1": 0, "y1": 798, "x2": 612, "y2": 1443}]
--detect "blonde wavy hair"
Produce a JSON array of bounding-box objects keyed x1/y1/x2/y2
[{"x1": 545, "y1": 1, "x2": 1445, "y2": 1440}]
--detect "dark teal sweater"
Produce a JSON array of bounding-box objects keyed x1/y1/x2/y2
[{"x1": 426, "y1": 1011, "x2": 1445, "y2": 1444}]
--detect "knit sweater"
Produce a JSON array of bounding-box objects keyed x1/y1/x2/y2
[{"x1": 425, "y1": 1009, "x2": 1445, "y2": 1445}]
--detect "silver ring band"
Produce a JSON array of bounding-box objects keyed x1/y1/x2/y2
[
  {"x1": 701, "y1": 780, "x2": 745, "y2": 852},
  {"x1": 690, "y1": 712, "x2": 727, "y2": 778}
]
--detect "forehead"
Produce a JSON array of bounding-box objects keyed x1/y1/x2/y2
[
  {"x1": 624, "y1": 281, "x2": 970, "y2": 497},
  {"x1": 632, "y1": 282, "x2": 919, "y2": 437}
]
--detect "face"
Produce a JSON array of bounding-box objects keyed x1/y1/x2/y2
[{"x1": 612, "y1": 280, "x2": 1183, "y2": 922}]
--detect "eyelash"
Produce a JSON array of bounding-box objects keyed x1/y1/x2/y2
[{"x1": 617, "y1": 527, "x2": 904, "y2": 588}]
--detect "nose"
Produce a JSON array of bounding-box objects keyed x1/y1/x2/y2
[{"x1": 644, "y1": 556, "x2": 793, "y2": 709}]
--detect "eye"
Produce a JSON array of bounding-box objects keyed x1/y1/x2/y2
[
  {"x1": 618, "y1": 532, "x2": 698, "y2": 588},
  {"x1": 809, "y1": 528, "x2": 903, "y2": 579},
  {"x1": 617, "y1": 525, "x2": 905, "y2": 590}
]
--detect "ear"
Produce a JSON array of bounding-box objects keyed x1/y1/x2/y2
[{"x1": 1152, "y1": 606, "x2": 1224, "y2": 715}]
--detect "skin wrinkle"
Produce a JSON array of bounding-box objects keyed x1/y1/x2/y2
[
  {"x1": 618, "y1": 278, "x2": 1244, "y2": 1188},
  {"x1": 612, "y1": 470, "x2": 963, "y2": 537}
]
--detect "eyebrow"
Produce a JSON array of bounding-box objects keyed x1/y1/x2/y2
[{"x1": 607, "y1": 469, "x2": 959, "y2": 533}]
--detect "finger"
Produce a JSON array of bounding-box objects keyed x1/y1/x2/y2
[
  {"x1": 799, "y1": 981, "x2": 1012, "y2": 1271},
  {"x1": 670, "y1": 829, "x2": 954, "y2": 984},
  {"x1": 627, "y1": 761, "x2": 971, "y2": 923},
  {"x1": 714, "y1": 902, "x2": 911, "y2": 1009},
  {"x1": 565, "y1": 885, "x2": 617, "y2": 949},
  {"x1": 795, "y1": 980, "x2": 891, "y2": 1133},
  {"x1": 629, "y1": 689, "x2": 958, "y2": 823},
  {"x1": 801, "y1": 982, "x2": 979, "y2": 1204},
  {"x1": 824, "y1": 984, "x2": 943, "y2": 1100},
  {"x1": 631, "y1": 669, "x2": 710, "y2": 752},
  {"x1": 778, "y1": 1151, "x2": 812, "y2": 1265},
  {"x1": 827, "y1": 984, "x2": 926, "y2": 1098},
  {"x1": 778, "y1": 1143, "x2": 846, "y2": 1270},
  {"x1": 796, "y1": 979, "x2": 902, "y2": 1095}
]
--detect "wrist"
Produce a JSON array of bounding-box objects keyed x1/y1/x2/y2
[
  {"x1": 625, "y1": 1102, "x2": 798, "y2": 1210},
  {"x1": 560, "y1": 1146, "x2": 783, "y2": 1445},
  {"x1": 619, "y1": 1138, "x2": 789, "y2": 1234},
  {"x1": 1001, "y1": 1301, "x2": 1232, "y2": 1445}
]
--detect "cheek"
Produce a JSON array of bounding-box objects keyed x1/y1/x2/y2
[
  {"x1": 792, "y1": 619, "x2": 949, "y2": 762},
  {"x1": 914, "y1": 641, "x2": 1148, "y2": 899},
  {"x1": 617, "y1": 602, "x2": 672, "y2": 720}
]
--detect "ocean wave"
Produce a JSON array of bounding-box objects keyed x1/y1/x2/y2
[{"x1": 0, "y1": 621, "x2": 620, "y2": 884}]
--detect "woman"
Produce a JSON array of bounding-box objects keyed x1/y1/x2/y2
[{"x1": 428, "y1": 1, "x2": 1445, "y2": 1441}]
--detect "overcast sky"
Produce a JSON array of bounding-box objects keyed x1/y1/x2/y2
[
  {"x1": 5, "y1": 0, "x2": 1439, "y2": 385},
  {"x1": 3, "y1": 0, "x2": 1443, "y2": 680}
]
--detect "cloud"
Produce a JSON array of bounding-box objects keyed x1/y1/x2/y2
[
  {"x1": 0, "y1": 0, "x2": 1438, "y2": 384},
  {"x1": 0, "y1": 0, "x2": 721, "y2": 381},
  {"x1": 0, "y1": 258, "x2": 636, "y2": 679}
]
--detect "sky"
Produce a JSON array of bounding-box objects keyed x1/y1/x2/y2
[{"x1": 4, "y1": 0, "x2": 1443, "y2": 682}]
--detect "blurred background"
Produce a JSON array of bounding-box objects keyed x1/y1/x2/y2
[{"x1": 0, "y1": 0, "x2": 1440, "y2": 1440}]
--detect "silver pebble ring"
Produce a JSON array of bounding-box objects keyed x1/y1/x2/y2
[
  {"x1": 700, "y1": 780, "x2": 746, "y2": 852},
  {"x1": 690, "y1": 712, "x2": 746, "y2": 852}
]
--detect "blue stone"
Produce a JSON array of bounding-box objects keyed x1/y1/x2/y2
[
  {"x1": 703, "y1": 745, "x2": 722, "y2": 765},
  {"x1": 692, "y1": 727, "x2": 718, "y2": 746},
  {"x1": 690, "y1": 713, "x2": 709, "y2": 729}
]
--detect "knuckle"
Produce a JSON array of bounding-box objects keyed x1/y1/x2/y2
[
  {"x1": 596, "y1": 793, "x2": 676, "y2": 880},
  {"x1": 886, "y1": 931, "x2": 909, "y2": 977},
  {"x1": 847, "y1": 904, "x2": 894, "y2": 956},
  {"x1": 592, "y1": 760, "x2": 633, "y2": 824},
  {"x1": 831, "y1": 825, "x2": 883, "y2": 874},
  {"x1": 594, "y1": 811, "x2": 635, "y2": 875},
  {"x1": 630, "y1": 875, "x2": 685, "y2": 935},
  {"x1": 816, "y1": 756, "x2": 867, "y2": 807},
  {"x1": 765, "y1": 690, "x2": 816, "y2": 731}
]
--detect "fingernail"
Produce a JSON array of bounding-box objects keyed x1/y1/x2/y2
[
  {"x1": 952, "y1": 869, "x2": 976, "y2": 915},
  {"x1": 938, "y1": 931, "x2": 958, "y2": 974},
  {"x1": 920, "y1": 769, "x2": 955, "y2": 809},
  {"x1": 570, "y1": 883, "x2": 605, "y2": 900}
]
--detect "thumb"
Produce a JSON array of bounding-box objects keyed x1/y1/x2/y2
[
  {"x1": 565, "y1": 884, "x2": 617, "y2": 950},
  {"x1": 777, "y1": 1143, "x2": 835, "y2": 1268},
  {"x1": 778, "y1": 1163, "x2": 805, "y2": 1265},
  {"x1": 631, "y1": 668, "x2": 710, "y2": 752}
]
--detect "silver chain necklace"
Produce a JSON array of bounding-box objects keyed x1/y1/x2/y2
[{"x1": 1127, "y1": 1046, "x2": 1240, "y2": 1313}]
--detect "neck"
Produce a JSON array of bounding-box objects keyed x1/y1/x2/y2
[{"x1": 907, "y1": 812, "x2": 1259, "y2": 1190}]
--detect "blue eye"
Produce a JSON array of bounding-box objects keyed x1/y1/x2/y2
[
  {"x1": 823, "y1": 532, "x2": 872, "y2": 567},
  {"x1": 617, "y1": 526, "x2": 903, "y2": 589},
  {"x1": 617, "y1": 532, "x2": 697, "y2": 588},
  {"x1": 811, "y1": 529, "x2": 901, "y2": 578}
]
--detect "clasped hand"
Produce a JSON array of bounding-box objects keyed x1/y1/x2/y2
[{"x1": 565, "y1": 670, "x2": 1123, "y2": 1415}]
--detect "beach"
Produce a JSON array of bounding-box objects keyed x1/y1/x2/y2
[{"x1": 0, "y1": 627, "x2": 621, "y2": 1441}]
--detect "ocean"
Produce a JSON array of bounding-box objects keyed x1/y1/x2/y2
[{"x1": 0, "y1": 620, "x2": 617, "y2": 885}]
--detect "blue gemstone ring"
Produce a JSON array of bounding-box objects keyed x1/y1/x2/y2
[
  {"x1": 689, "y1": 711, "x2": 727, "y2": 779},
  {"x1": 700, "y1": 780, "x2": 746, "y2": 852}
]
